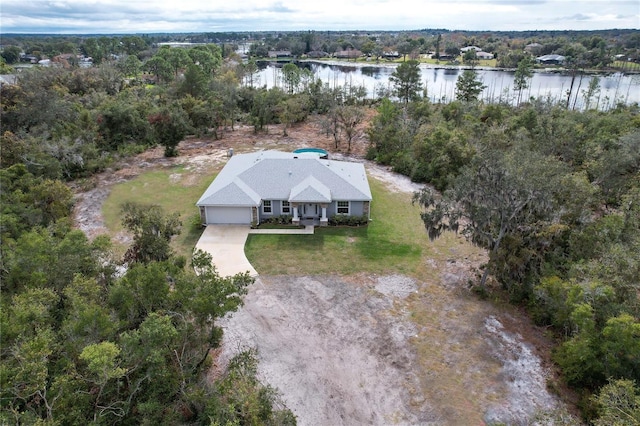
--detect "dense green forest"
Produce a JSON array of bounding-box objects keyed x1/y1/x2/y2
[{"x1": 1, "y1": 32, "x2": 639, "y2": 424}]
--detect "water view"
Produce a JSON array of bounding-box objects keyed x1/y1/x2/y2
[{"x1": 256, "y1": 61, "x2": 640, "y2": 110}]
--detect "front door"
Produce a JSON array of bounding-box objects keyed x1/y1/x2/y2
[{"x1": 302, "y1": 203, "x2": 319, "y2": 218}]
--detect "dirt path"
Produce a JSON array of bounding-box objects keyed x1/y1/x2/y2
[{"x1": 72, "y1": 118, "x2": 572, "y2": 425}]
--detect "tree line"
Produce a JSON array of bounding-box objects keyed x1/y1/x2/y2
[
  {"x1": 1, "y1": 39, "x2": 639, "y2": 423},
  {"x1": 2, "y1": 29, "x2": 640, "y2": 69}
]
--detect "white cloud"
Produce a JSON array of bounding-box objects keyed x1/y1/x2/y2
[{"x1": 1, "y1": 0, "x2": 637, "y2": 33}]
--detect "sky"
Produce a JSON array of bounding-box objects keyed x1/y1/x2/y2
[{"x1": 1, "y1": 0, "x2": 638, "y2": 34}]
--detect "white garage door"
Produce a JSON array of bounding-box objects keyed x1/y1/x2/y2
[{"x1": 205, "y1": 206, "x2": 251, "y2": 224}]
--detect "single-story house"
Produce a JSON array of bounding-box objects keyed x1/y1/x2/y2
[
  {"x1": 196, "y1": 150, "x2": 372, "y2": 226},
  {"x1": 20, "y1": 54, "x2": 39, "y2": 64},
  {"x1": 334, "y1": 49, "x2": 362, "y2": 59},
  {"x1": 536, "y1": 54, "x2": 566, "y2": 65},
  {"x1": 460, "y1": 46, "x2": 482, "y2": 53},
  {"x1": 268, "y1": 50, "x2": 292, "y2": 58},
  {"x1": 433, "y1": 53, "x2": 455, "y2": 61},
  {"x1": 476, "y1": 51, "x2": 494, "y2": 60},
  {"x1": 307, "y1": 50, "x2": 329, "y2": 58}
]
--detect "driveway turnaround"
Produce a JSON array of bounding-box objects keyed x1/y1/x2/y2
[{"x1": 195, "y1": 225, "x2": 258, "y2": 277}]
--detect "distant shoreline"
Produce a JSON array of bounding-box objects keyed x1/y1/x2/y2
[{"x1": 258, "y1": 58, "x2": 640, "y2": 76}]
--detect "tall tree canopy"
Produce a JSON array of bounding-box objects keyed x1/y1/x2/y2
[
  {"x1": 389, "y1": 60, "x2": 422, "y2": 104},
  {"x1": 455, "y1": 70, "x2": 486, "y2": 102},
  {"x1": 413, "y1": 146, "x2": 568, "y2": 289}
]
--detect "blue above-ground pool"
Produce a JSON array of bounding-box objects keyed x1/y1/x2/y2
[{"x1": 293, "y1": 148, "x2": 329, "y2": 159}]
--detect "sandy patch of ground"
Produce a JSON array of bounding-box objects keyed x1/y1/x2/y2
[
  {"x1": 219, "y1": 274, "x2": 436, "y2": 425},
  {"x1": 483, "y1": 316, "x2": 559, "y2": 424},
  {"x1": 219, "y1": 272, "x2": 565, "y2": 425}
]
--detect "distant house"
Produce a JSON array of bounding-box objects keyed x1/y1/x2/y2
[
  {"x1": 52, "y1": 53, "x2": 86, "y2": 68},
  {"x1": 196, "y1": 150, "x2": 372, "y2": 227},
  {"x1": 536, "y1": 54, "x2": 566, "y2": 65},
  {"x1": 434, "y1": 53, "x2": 455, "y2": 61},
  {"x1": 334, "y1": 49, "x2": 362, "y2": 60},
  {"x1": 476, "y1": 51, "x2": 494, "y2": 60},
  {"x1": 79, "y1": 56, "x2": 94, "y2": 68},
  {"x1": 307, "y1": 50, "x2": 328, "y2": 58},
  {"x1": 460, "y1": 46, "x2": 482, "y2": 53},
  {"x1": 268, "y1": 50, "x2": 292, "y2": 58},
  {"x1": 20, "y1": 54, "x2": 38, "y2": 64}
]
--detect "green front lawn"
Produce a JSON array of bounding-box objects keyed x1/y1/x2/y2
[{"x1": 245, "y1": 178, "x2": 462, "y2": 276}]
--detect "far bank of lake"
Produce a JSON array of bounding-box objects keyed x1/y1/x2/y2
[{"x1": 255, "y1": 60, "x2": 640, "y2": 110}]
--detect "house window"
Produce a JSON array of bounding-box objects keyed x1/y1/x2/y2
[
  {"x1": 282, "y1": 201, "x2": 291, "y2": 214},
  {"x1": 337, "y1": 201, "x2": 350, "y2": 214},
  {"x1": 262, "y1": 200, "x2": 272, "y2": 214}
]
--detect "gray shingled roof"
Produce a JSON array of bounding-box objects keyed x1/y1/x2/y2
[
  {"x1": 196, "y1": 151, "x2": 372, "y2": 207},
  {"x1": 290, "y1": 176, "x2": 332, "y2": 203},
  {"x1": 537, "y1": 54, "x2": 566, "y2": 62},
  {"x1": 197, "y1": 179, "x2": 261, "y2": 206}
]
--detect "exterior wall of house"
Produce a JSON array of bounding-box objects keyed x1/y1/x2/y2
[
  {"x1": 253, "y1": 199, "x2": 369, "y2": 222},
  {"x1": 326, "y1": 201, "x2": 367, "y2": 217},
  {"x1": 349, "y1": 201, "x2": 366, "y2": 216},
  {"x1": 257, "y1": 200, "x2": 292, "y2": 221}
]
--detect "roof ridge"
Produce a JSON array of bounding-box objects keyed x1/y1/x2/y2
[{"x1": 233, "y1": 177, "x2": 262, "y2": 203}]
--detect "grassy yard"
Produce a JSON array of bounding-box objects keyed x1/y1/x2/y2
[
  {"x1": 245, "y1": 177, "x2": 477, "y2": 277},
  {"x1": 102, "y1": 164, "x2": 219, "y2": 259},
  {"x1": 102, "y1": 163, "x2": 480, "y2": 277}
]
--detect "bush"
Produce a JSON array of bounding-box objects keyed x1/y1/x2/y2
[
  {"x1": 328, "y1": 214, "x2": 369, "y2": 226},
  {"x1": 260, "y1": 215, "x2": 293, "y2": 225},
  {"x1": 390, "y1": 152, "x2": 415, "y2": 177}
]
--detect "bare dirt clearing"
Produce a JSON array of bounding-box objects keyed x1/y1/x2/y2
[
  {"x1": 219, "y1": 273, "x2": 566, "y2": 425},
  {"x1": 72, "y1": 117, "x2": 572, "y2": 425},
  {"x1": 220, "y1": 275, "x2": 432, "y2": 425}
]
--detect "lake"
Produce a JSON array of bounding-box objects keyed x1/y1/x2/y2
[{"x1": 255, "y1": 61, "x2": 640, "y2": 110}]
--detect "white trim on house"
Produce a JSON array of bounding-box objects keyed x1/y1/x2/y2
[{"x1": 282, "y1": 200, "x2": 291, "y2": 214}]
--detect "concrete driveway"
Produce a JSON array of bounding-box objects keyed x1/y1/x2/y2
[{"x1": 194, "y1": 225, "x2": 258, "y2": 277}]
